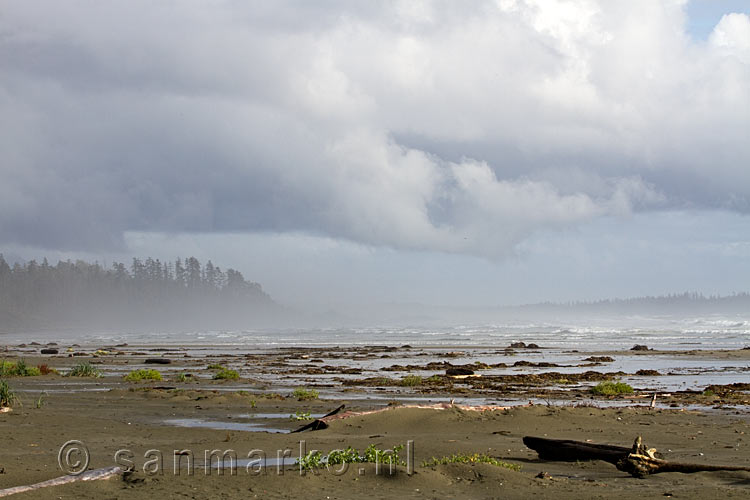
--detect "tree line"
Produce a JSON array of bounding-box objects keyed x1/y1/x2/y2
[
  {"x1": 0, "y1": 255, "x2": 276, "y2": 332},
  {"x1": 521, "y1": 291, "x2": 750, "y2": 315}
]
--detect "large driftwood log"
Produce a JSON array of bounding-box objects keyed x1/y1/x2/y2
[
  {"x1": 524, "y1": 435, "x2": 750, "y2": 478},
  {"x1": 616, "y1": 436, "x2": 750, "y2": 478},
  {"x1": 522, "y1": 436, "x2": 632, "y2": 464}
]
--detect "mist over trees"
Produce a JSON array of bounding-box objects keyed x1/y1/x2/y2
[
  {"x1": 338, "y1": 291, "x2": 750, "y2": 327},
  {"x1": 518, "y1": 292, "x2": 750, "y2": 316},
  {"x1": 0, "y1": 255, "x2": 278, "y2": 332},
  {"x1": 1, "y1": 253, "x2": 748, "y2": 332}
]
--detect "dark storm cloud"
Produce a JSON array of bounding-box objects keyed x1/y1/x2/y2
[{"x1": 0, "y1": 1, "x2": 748, "y2": 256}]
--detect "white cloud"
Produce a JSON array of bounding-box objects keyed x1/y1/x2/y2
[
  {"x1": 710, "y1": 12, "x2": 750, "y2": 61},
  {"x1": 0, "y1": 1, "x2": 747, "y2": 257}
]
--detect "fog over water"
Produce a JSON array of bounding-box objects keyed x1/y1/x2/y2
[{"x1": 1, "y1": 1, "x2": 748, "y2": 326}]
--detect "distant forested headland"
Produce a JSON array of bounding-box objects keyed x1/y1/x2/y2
[
  {"x1": 521, "y1": 292, "x2": 750, "y2": 316},
  {"x1": 0, "y1": 255, "x2": 278, "y2": 332}
]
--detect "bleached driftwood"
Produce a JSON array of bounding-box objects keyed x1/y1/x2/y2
[
  {"x1": 294, "y1": 402, "x2": 524, "y2": 432},
  {"x1": 0, "y1": 466, "x2": 123, "y2": 498}
]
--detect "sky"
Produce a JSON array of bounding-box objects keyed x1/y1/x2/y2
[{"x1": 1, "y1": 0, "x2": 749, "y2": 312}]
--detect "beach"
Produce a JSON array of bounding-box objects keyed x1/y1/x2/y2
[
  {"x1": 1, "y1": 340, "x2": 749, "y2": 499},
  {"x1": 3, "y1": 1, "x2": 749, "y2": 497}
]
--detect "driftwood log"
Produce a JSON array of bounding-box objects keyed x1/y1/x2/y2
[
  {"x1": 0, "y1": 466, "x2": 123, "y2": 497},
  {"x1": 293, "y1": 402, "x2": 528, "y2": 433},
  {"x1": 616, "y1": 436, "x2": 750, "y2": 478},
  {"x1": 291, "y1": 404, "x2": 346, "y2": 432},
  {"x1": 524, "y1": 435, "x2": 750, "y2": 478},
  {"x1": 522, "y1": 436, "x2": 633, "y2": 464}
]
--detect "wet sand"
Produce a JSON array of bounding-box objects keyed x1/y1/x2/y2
[{"x1": 1, "y1": 343, "x2": 749, "y2": 498}]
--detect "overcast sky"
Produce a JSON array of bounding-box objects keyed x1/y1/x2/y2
[{"x1": 1, "y1": 1, "x2": 748, "y2": 311}]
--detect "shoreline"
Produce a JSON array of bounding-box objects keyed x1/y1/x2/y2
[
  {"x1": 3, "y1": 342, "x2": 750, "y2": 408},
  {"x1": 1, "y1": 341, "x2": 749, "y2": 498}
]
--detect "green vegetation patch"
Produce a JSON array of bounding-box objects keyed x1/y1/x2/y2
[
  {"x1": 422, "y1": 453, "x2": 521, "y2": 471},
  {"x1": 35, "y1": 392, "x2": 48, "y2": 409},
  {"x1": 67, "y1": 362, "x2": 102, "y2": 378},
  {"x1": 291, "y1": 387, "x2": 319, "y2": 400},
  {"x1": 124, "y1": 369, "x2": 163, "y2": 382},
  {"x1": 206, "y1": 363, "x2": 226, "y2": 370},
  {"x1": 298, "y1": 444, "x2": 406, "y2": 471},
  {"x1": 0, "y1": 361, "x2": 13, "y2": 376},
  {"x1": 399, "y1": 375, "x2": 423, "y2": 386},
  {"x1": 289, "y1": 410, "x2": 313, "y2": 421},
  {"x1": 591, "y1": 381, "x2": 634, "y2": 396},
  {"x1": 0, "y1": 379, "x2": 18, "y2": 408},
  {"x1": 24, "y1": 366, "x2": 42, "y2": 376},
  {"x1": 213, "y1": 368, "x2": 240, "y2": 380},
  {"x1": 0, "y1": 359, "x2": 42, "y2": 377}
]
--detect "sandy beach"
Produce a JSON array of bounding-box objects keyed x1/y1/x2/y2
[{"x1": 1, "y1": 341, "x2": 749, "y2": 499}]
